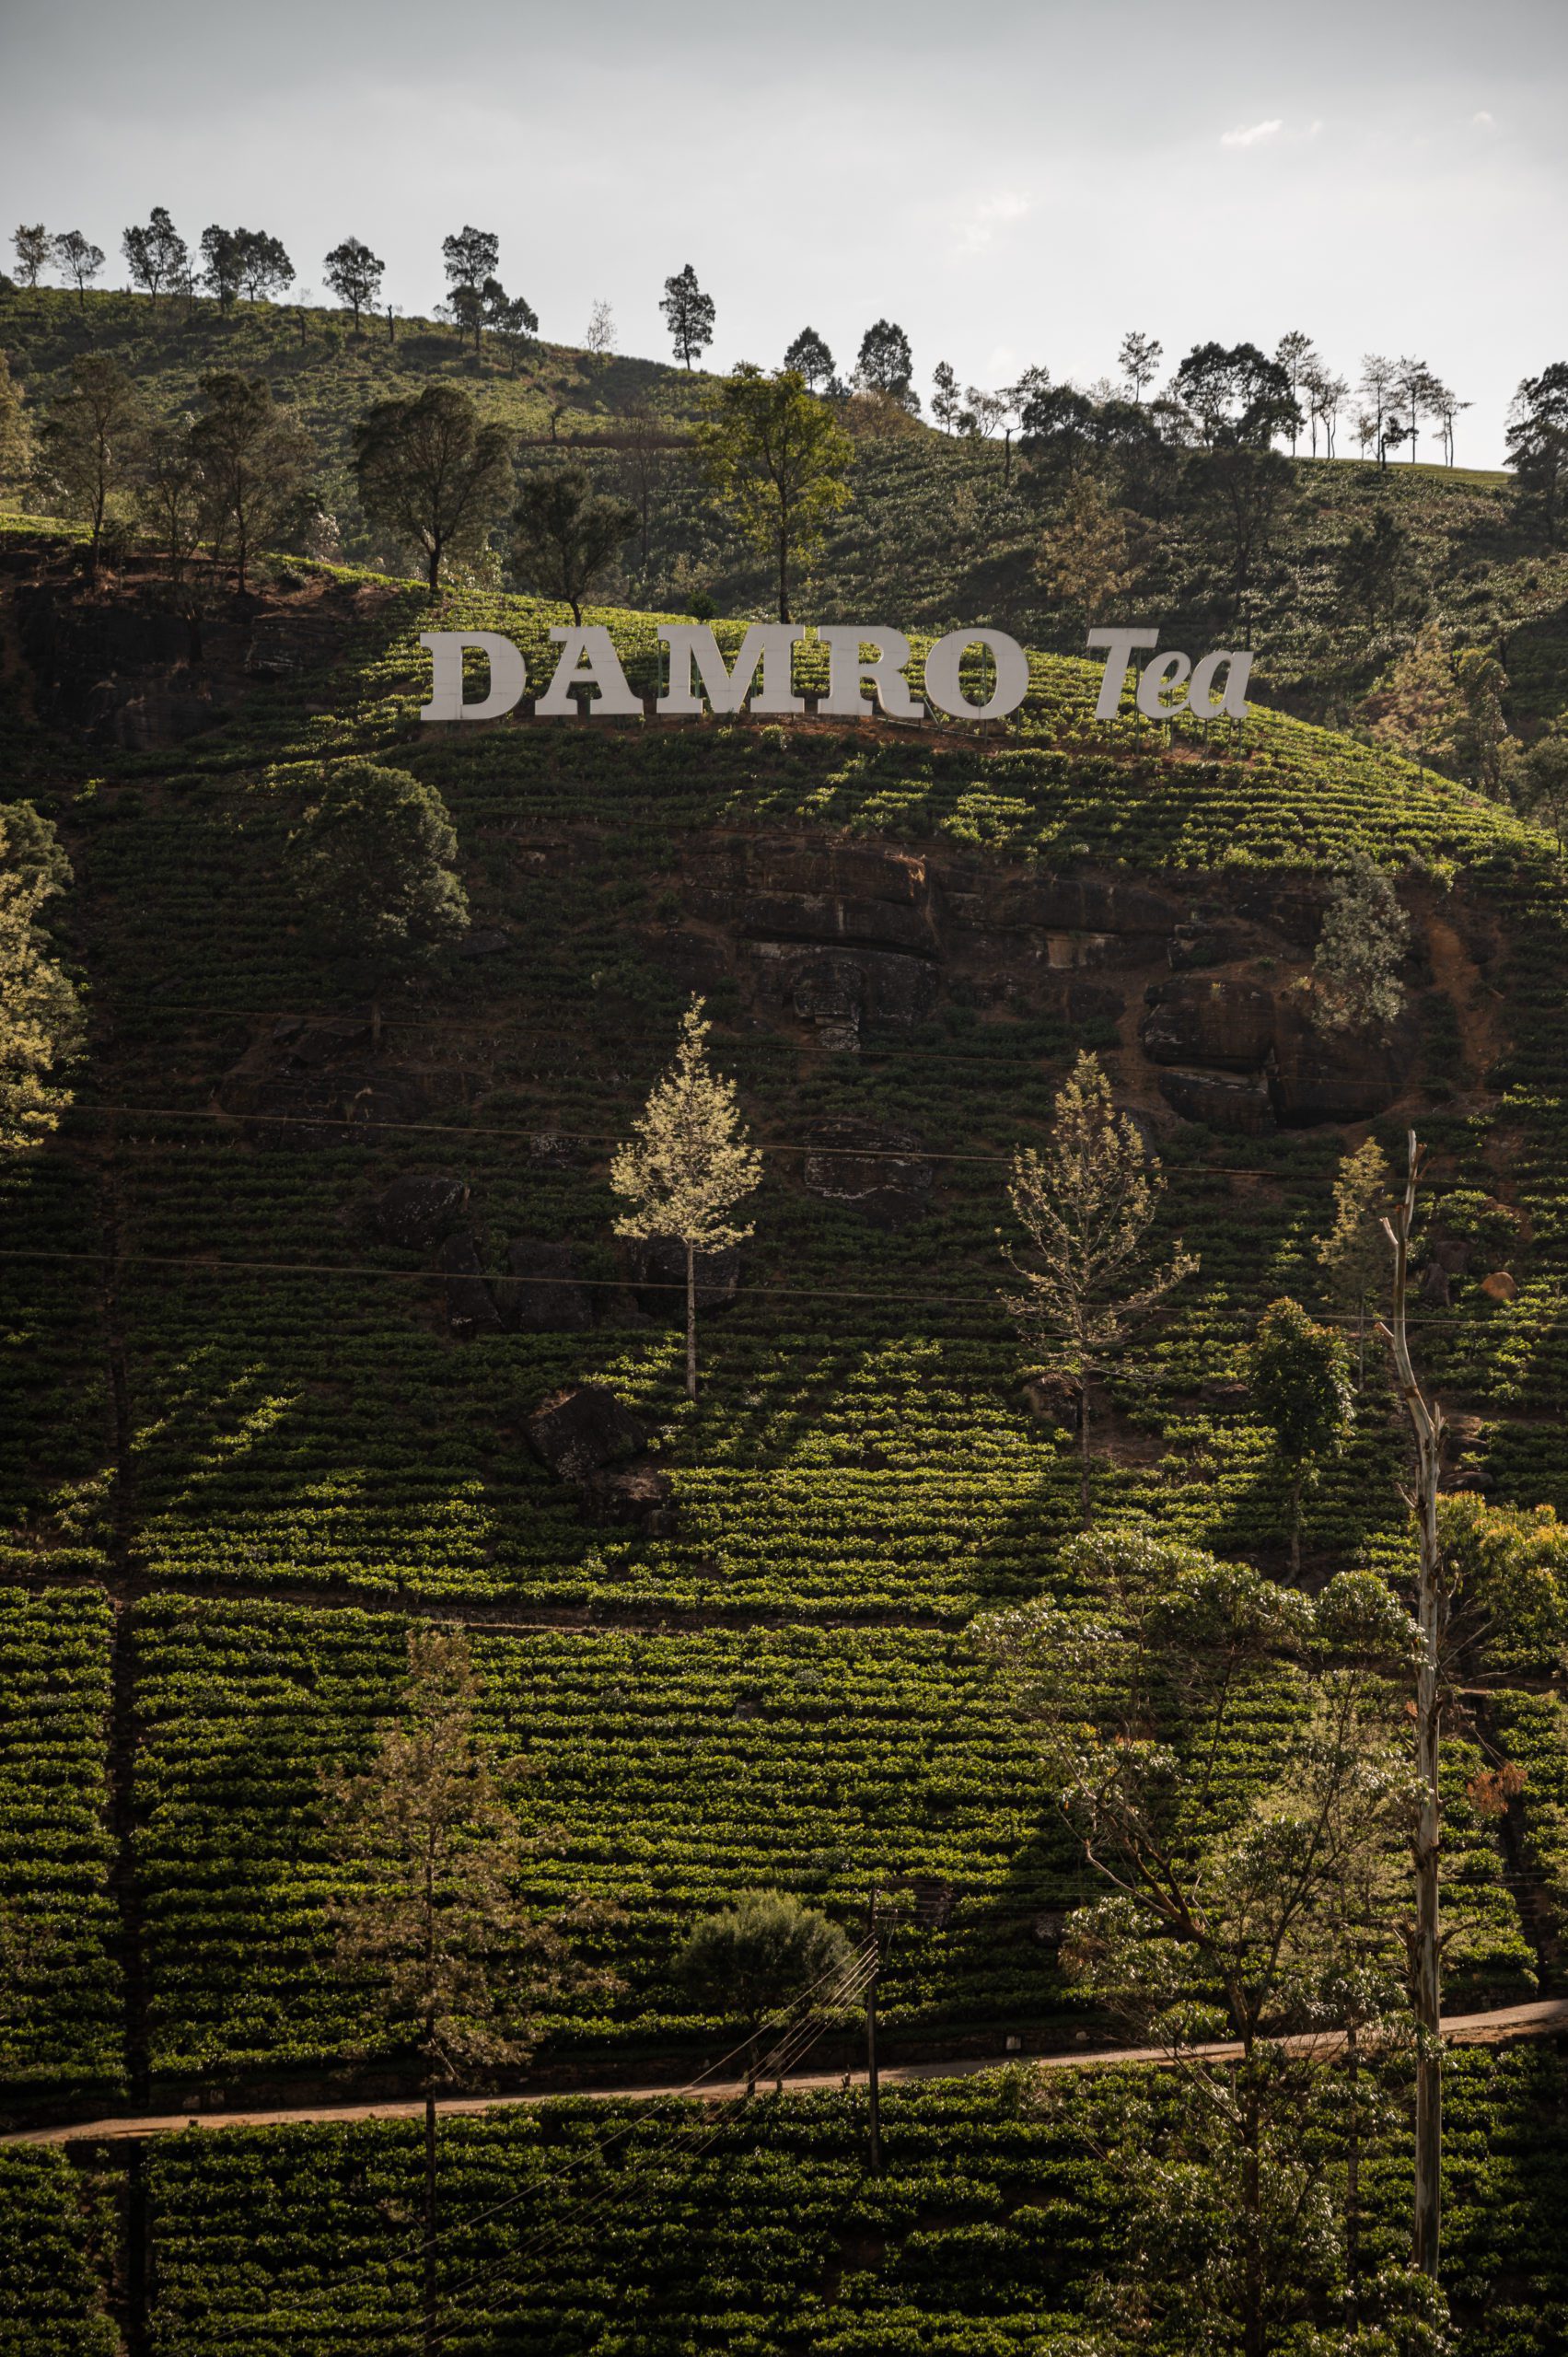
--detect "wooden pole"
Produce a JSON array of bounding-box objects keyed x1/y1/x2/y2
[{"x1": 865, "y1": 1891, "x2": 882, "y2": 2176}]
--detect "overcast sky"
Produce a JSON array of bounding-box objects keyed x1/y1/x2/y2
[{"x1": 3, "y1": 0, "x2": 1563, "y2": 465}]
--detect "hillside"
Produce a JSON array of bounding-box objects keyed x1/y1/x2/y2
[
  {"x1": 7, "y1": 286, "x2": 1568, "y2": 737},
  {"x1": 5, "y1": 523, "x2": 1568, "y2": 2351}
]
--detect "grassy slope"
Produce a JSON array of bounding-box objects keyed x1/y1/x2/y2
[
  {"x1": 7, "y1": 287, "x2": 1568, "y2": 734},
  {"x1": 4, "y1": 530, "x2": 1568, "y2": 2342}
]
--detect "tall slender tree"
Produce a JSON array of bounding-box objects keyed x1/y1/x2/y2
[
  {"x1": 696, "y1": 364, "x2": 853, "y2": 622},
  {"x1": 1118, "y1": 330, "x2": 1163, "y2": 402},
  {"x1": 11, "y1": 224, "x2": 50, "y2": 290},
  {"x1": 324, "y1": 1624, "x2": 609, "y2": 2356},
  {"x1": 38, "y1": 353, "x2": 145, "y2": 574},
  {"x1": 1002, "y1": 1051, "x2": 1197, "y2": 1526},
  {"x1": 660, "y1": 263, "x2": 714, "y2": 369},
  {"x1": 52, "y1": 230, "x2": 104, "y2": 308},
  {"x1": 0, "y1": 802, "x2": 84, "y2": 1155},
  {"x1": 1251, "y1": 1297, "x2": 1354, "y2": 1574},
  {"x1": 1318, "y1": 1137, "x2": 1392, "y2": 1388},
  {"x1": 509, "y1": 465, "x2": 636, "y2": 624},
  {"x1": 189, "y1": 371, "x2": 312, "y2": 593},
  {"x1": 611, "y1": 997, "x2": 762, "y2": 1399}
]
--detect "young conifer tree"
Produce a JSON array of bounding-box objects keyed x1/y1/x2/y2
[
  {"x1": 611, "y1": 996, "x2": 762, "y2": 1400},
  {"x1": 324, "y1": 1626, "x2": 607, "y2": 2355},
  {"x1": 1003, "y1": 1050, "x2": 1196, "y2": 1527},
  {"x1": 1318, "y1": 1137, "x2": 1392, "y2": 1387}
]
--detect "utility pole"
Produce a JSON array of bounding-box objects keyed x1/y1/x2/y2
[
  {"x1": 865, "y1": 1890, "x2": 882, "y2": 2176},
  {"x1": 1379, "y1": 1129, "x2": 1445, "y2": 2279}
]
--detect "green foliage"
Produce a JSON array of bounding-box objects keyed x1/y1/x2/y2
[
  {"x1": 0, "y1": 798, "x2": 83, "y2": 1152},
  {"x1": 36, "y1": 351, "x2": 144, "y2": 563},
  {"x1": 675, "y1": 1888, "x2": 854, "y2": 2035},
  {"x1": 285, "y1": 759, "x2": 469, "y2": 952},
  {"x1": 352, "y1": 381, "x2": 512, "y2": 593},
  {"x1": 697, "y1": 364, "x2": 854, "y2": 622},
  {"x1": 188, "y1": 368, "x2": 311, "y2": 592},
  {"x1": 1312, "y1": 855, "x2": 1411, "y2": 1035},
  {"x1": 509, "y1": 462, "x2": 637, "y2": 623}
]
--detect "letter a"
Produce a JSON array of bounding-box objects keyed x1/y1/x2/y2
[{"x1": 535, "y1": 626, "x2": 644, "y2": 717}]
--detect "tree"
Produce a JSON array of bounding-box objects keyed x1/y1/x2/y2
[
  {"x1": 232, "y1": 228, "x2": 294, "y2": 303},
  {"x1": 488, "y1": 290, "x2": 540, "y2": 371},
  {"x1": 52, "y1": 231, "x2": 104, "y2": 309},
  {"x1": 617, "y1": 399, "x2": 672, "y2": 567},
  {"x1": 11, "y1": 225, "x2": 50, "y2": 290},
  {"x1": 37, "y1": 352, "x2": 145, "y2": 575},
  {"x1": 198, "y1": 225, "x2": 244, "y2": 310},
  {"x1": 1389, "y1": 355, "x2": 1438, "y2": 464},
  {"x1": 1366, "y1": 623, "x2": 1461, "y2": 777},
  {"x1": 1040, "y1": 474, "x2": 1143, "y2": 628},
  {"x1": 610, "y1": 997, "x2": 762, "y2": 1400},
  {"x1": 930, "y1": 359, "x2": 961, "y2": 434},
  {"x1": 1505, "y1": 365, "x2": 1568, "y2": 541},
  {"x1": 1451, "y1": 645, "x2": 1512, "y2": 797},
  {"x1": 1189, "y1": 435, "x2": 1295, "y2": 631},
  {"x1": 323, "y1": 237, "x2": 384, "y2": 331},
  {"x1": 1251, "y1": 1297, "x2": 1354, "y2": 1574},
  {"x1": 1521, "y1": 714, "x2": 1568, "y2": 852},
  {"x1": 189, "y1": 371, "x2": 311, "y2": 593},
  {"x1": 353, "y1": 384, "x2": 513, "y2": 596},
  {"x1": 287, "y1": 761, "x2": 470, "y2": 954},
  {"x1": 1335, "y1": 506, "x2": 1409, "y2": 630},
  {"x1": 1312, "y1": 856, "x2": 1410, "y2": 1036},
  {"x1": 1360, "y1": 354, "x2": 1395, "y2": 455},
  {"x1": 323, "y1": 1624, "x2": 608, "y2": 2355},
  {"x1": 1318, "y1": 1137, "x2": 1392, "y2": 1389},
  {"x1": 1303, "y1": 362, "x2": 1349, "y2": 459},
  {"x1": 0, "y1": 802, "x2": 84, "y2": 1154},
  {"x1": 583, "y1": 298, "x2": 615, "y2": 361},
  {"x1": 1119, "y1": 330, "x2": 1163, "y2": 402},
  {"x1": 1002, "y1": 1050, "x2": 1197, "y2": 1526},
  {"x1": 442, "y1": 225, "x2": 499, "y2": 330},
  {"x1": 784, "y1": 327, "x2": 834, "y2": 394},
  {"x1": 661, "y1": 263, "x2": 714, "y2": 369},
  {"x1": 0, "y1": 350, "x2": 32, "y2": 494},
  {"x1": 676, "y1": 1891, "x2": 854, "y2": 2091},
  {"x1": 135, "y1": 416, "x2": 205, "y2": 580},
  {"x1": 696, "y1": 364, "x2": 853, "y2": 623},
  {"x1": 976, "y1": 1535, "x2": 1421, "y2": 2357},
  {"x1": 122, "y1": 206, "x2": 187, "y2": 306},
  {"x1": 509, "y1": 465, "x2": 635, "y2": 624},
  {"x1": 1173, "y1": 343, "x2": 1298, "y2": 448},
  {"x1": 854, "y1": 319, "x2": 914, "y2": 406},
  {"x1": 1273, "y1": 331, "x2": 1318, "y2": 453}
]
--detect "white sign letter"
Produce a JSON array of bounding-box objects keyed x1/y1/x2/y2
[
  {"x1": 818, "y1": 625, "x2": 923, "y2": 720},
  {"x1": 536, "y1": 626, "x2": 644, "y2": 717},
  {"x1": 1188, "y1": 649, "x2": 1253, "y2": 719},
  {"x1": 923, "y1": 629, "x2": 1030, "y2": 721},
  {"x1": 1136, "y1": 650, "x2": 1192, "y2": 717},
  {"x1": 657, "y1": 623, "x2": 805, "y2": 715},
  {"x1": 1086, "y1": 626, "x2": 1160, "y2": 721},
  {"x1": 418, "y1": 631, "x2": 527, "y2": 722}
]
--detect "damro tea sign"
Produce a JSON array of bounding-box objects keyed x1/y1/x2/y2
[{"x1": 418, "y1": 623, "x2": 1252, "y2": 725}]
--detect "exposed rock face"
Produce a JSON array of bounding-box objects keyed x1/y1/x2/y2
[
  {"x1": 437, "y1": 1233, "x2": 502, "y2": 1336},
  {"x1": 217, "y1": 1016, "x2": 436, "y2": 1146},
  {"x1": 526, "y1": 1385, "x2": 648, "y2": 1482},
  {"x1": 1156, "y1": 1067, "x2": 1277, "y2": 1136},
  {"x1": 803, "y1": 1121, "x2": 935, "y2": 1227},
  {"x1": 1142, "y1": 978, "x2": 1276, "y2": 1073},
  {"x1": 629, "y1": 1237, "x2": 742, "y2": 1316},
  {"x1": 581, "y1": 1461, "x2": 675, "y2": 1532},
  {"x1": 1267, "y1": 999, "x2": 1418, "y2": 1125},
  {"x1": 495, "y1": 1237, "x2": 595, "y2": 1332},
  {"x1": 375, "y1": 1173, "x2": 470, "y2": 1250}
]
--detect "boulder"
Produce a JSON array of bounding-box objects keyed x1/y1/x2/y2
[
  {"x1": 1421, "y1": 1262, "x2": 1452, "y2": 1308},
  {"x1": 629, "y1": 1237, "x2": 742, "y2": 1317},
  {"x1": 1267, "y1": 998, "x2": 1417, "y2": 1125},
  {"x1": 495, "y1": 1237, "x2": 595, "y2": 1332},
  {"x1": 526, "y1": 1385, "x2": 648, "y2": 1481},
  {"x1": 581, "y1": 1461, "x2": 676, "y2": 1534},
  {"x1": 437, "y1": 1232, "x2": 502, "y2": 1336},
  {"x1": 1480, "y1": 1271, "x2": 1518, "y2": 1303},
  {"x1": 376, "y1": 1172, "x2": 470, "y2": 1249},
  {"x1": 803, "y1": 1120, "x2": 935, "y2": 1227},
  {"x1": 741, "y1": 892, "x2": 936, "y2": 957},
  {"x1": 1156, "y1": 1066, "x2": 1276, "y2": 1136},
  {"x1": 1141, "y1": 978, "x2": 1275, "y2": 1072}
]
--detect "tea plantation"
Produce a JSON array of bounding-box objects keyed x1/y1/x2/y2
[{"x1": 5, "y1": 527, "x2": 1568, "y2": 2350}]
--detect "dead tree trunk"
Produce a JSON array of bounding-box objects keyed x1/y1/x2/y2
[{"x1": 1379, "y1": 1128, "x2": 1445, "y2": 2280}]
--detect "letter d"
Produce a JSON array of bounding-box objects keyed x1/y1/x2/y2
[{"x1": 418, "y1": 632, "x2": 528, "y2": 721}]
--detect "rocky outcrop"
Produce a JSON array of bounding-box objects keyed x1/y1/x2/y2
[
  {"x1": 1142, "y1": 978, "x2": 1276, "y2": 1073},
  {"x1": 802, "y1": 1121, "x2": 935, "y2": 1227},
  {"x1": 375, "y1": 1173, "x2": 470, "y2": 1250},
  {"x1": 1266, "y1": 997, "x2": 1418, "y2": 1124},
  {"x1": 495, "y1": 1238, "x2": 595, "y2": 1332},
  {"x1": 437, "y1": 1233, "x2": 502, "y2": 1336},
  {"x1": 1156, "y1": 1067, "x2": 1277, "y2": 1136},
  {"x1": 628, "y1": 1237, "x2": 742, "y2": 1316},
  {"x1": 526, "y1": 1385, "x2": 648, "y2": 1481}
]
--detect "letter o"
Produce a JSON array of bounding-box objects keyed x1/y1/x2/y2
[
  {"x1": 1135, "y1": 650, "x2": 1191, "y2": 718},
  {"x1": 923, "y1": 629, "x2": 1030, "y2": 721}
]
